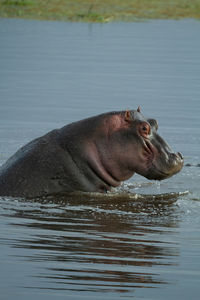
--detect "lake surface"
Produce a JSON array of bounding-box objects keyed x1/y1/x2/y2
[{"x1": 0, "y1": 18, "x2": 200, "y2": 300}]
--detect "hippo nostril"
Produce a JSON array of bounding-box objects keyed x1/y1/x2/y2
[
  {"x1": 170, "y1": 152, "x2": 184, "y2": 162},
  {"x1": 177, "y1": 152, "x2": 183, "y2": 160}
]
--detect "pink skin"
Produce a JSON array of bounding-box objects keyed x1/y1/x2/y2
[
  {"x1": 82, "y1": 109, "x2": 183, "y2": 191},
  {"x1": 83, "y1": 112, "x2": 157, "y2": 189}
]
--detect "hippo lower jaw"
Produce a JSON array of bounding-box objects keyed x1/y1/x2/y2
[{"x1": 144, "y1": 152, "x2": 184, "y2": 181}]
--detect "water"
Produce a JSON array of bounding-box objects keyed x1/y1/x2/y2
[{"x1": 0, "y1": 18, "x2": 200, "y2": 300}]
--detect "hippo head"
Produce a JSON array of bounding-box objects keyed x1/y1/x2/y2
[
  {"x1": 85, "y1": 107, "x2": 184, "y2": 191},
  {"x1": 120, "y1": 107, "x2": 184, "y2": 181}
]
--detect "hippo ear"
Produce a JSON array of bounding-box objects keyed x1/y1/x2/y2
[
  {"x1": 125, "y1": 110, "x2": 133, "y2": 123},
  {"x1": 137, "y1": 106, "x2": 141, "y2": 113}
]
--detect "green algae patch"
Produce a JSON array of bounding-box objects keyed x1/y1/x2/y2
[{"x1": 1, "y1": 0, "x2": 200, "y2": 22}]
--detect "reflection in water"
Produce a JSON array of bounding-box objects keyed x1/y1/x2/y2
[{"x1": 1, "y1": 191, "x2": 183, "y2": 295}]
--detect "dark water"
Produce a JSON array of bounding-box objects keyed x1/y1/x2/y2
[{"x1": 0, "y1": 18, "x2": 200, "y2": 299}]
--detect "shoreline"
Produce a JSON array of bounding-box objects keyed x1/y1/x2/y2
[{"x1": 0, "y1": 0, "x2": 200, "y2": 23}]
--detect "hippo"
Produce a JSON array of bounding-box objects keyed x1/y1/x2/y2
[{"x1": 0, "y1": 107, "x2": 183, "y2": 198}]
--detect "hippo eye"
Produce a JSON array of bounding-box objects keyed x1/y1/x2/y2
[
  {"x1": 142, "y1": 125, "x2": 148, "y2": 131},
  {"x1": 139, "y1": 122, "x2": 151, "y2": 138}
]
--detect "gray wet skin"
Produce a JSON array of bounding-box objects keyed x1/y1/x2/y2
[{"x1": 0, "y1": 108, "x2": 183, "y2": 198}]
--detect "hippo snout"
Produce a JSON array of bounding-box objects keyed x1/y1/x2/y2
[
  {"x1": 172, "y1": 151, "x2": 184, "y2": 167},
  {"x1": 157, "y1": 151, "x2": 184, "y2": 180},
  {"x1": 170, "y1": 152, "x2": 184, "y2": 165},
  {"x1": 142, "y1": 149, "x2": 184, "y2": 181}
]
